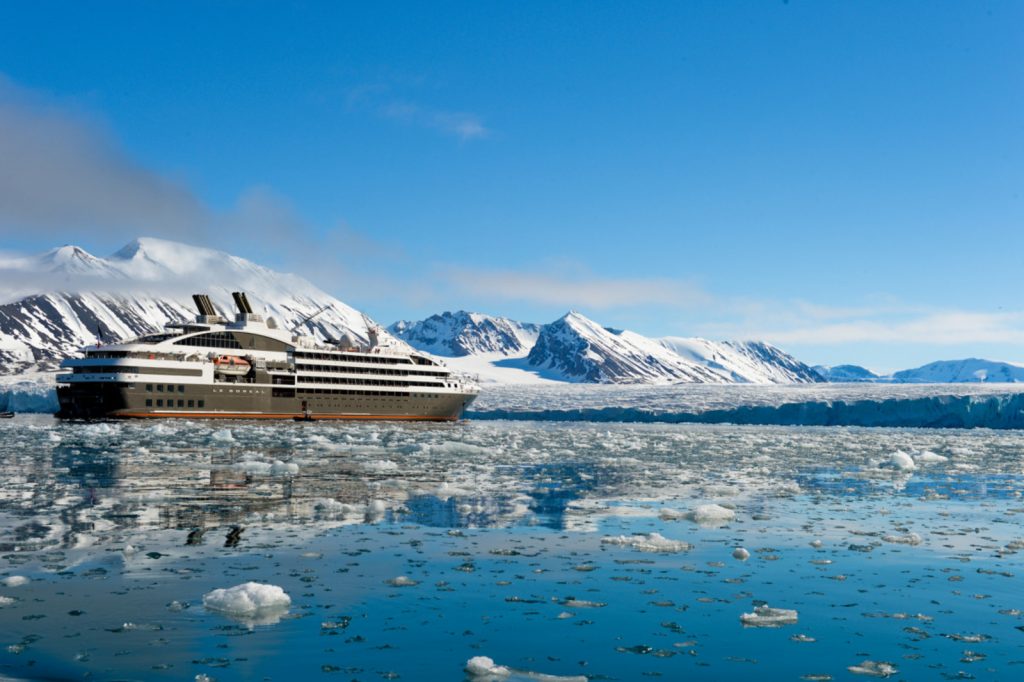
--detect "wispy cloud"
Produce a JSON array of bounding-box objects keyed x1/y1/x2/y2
[
  {"x1": 755, "y1": 309, "x2": 1024, "y2": 346},
  {"x1": 442, "y1": 267, "x2": 711, "y2": 309},
  {"x1": 0, "y1": 75, "x2": 206, "y2": 238},
  {"x1": 348, "y1": 84, "x2": 489, "y2": 141}
]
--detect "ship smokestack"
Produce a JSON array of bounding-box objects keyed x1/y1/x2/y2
[
  {"x1": 192, "y1": 293, "x2": 216, "y2": 317},
  {"x1": 231, "y1": 291, "x2": 254, "y2": 315}
]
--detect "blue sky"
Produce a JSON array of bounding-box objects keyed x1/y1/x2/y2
[{"x1": 1, "y1": 1, "x2": 1022, "y2": 371}]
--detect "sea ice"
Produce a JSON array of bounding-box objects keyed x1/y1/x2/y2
[
  {"x1": 601, "y1": 532, "x2": 692, "y2": 553},
  {"x1": 740, "y1": 604, "x2": 798, "y2": 627},
  {"x1": 466, "y1": 656, "x2": 511, "y2": 677},
  {"x1": 914, "y1": 450, "x2": 949, "y2": 464},
  {"x1": 0, "y1": 596, "x2": 14, "y2": 606},
  {"x1": 386, "y1": 576, "x2": 419, "y2": 587},
  {"x1": 464, "y1": 656, "x2": 588, "y2": 681},
  {"x1": 882, "y1": 532, "x2": 922, "y2": 545},
  {"x1": 732, "y1": 547, "x2": 751, "y2": 561},
  {"x1": 889, "y1": 451, "x2": 917, "y2": 471},
  {"x1": 1, "y1": 576, "x2": 28, "y2": 587},
  {"x1": 202, "y1": 582, "x2": 291, "y2": 623},
  {"x1": 688, "y1": 503, "x2": 736, "y2": 525},
  {"x1": 847, "y1": 660, "x2": 897, "y2": 677}
]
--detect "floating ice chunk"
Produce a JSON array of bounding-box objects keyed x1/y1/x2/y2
[
  {"x1": 0, "y1": 596, "x2": 14, "y2": 606},
  {"x1": 688, "y1": 504, "x2": 735, "y2": 525},
  {"x1": 233, "y1": 459, "x2": 272, "y2": 475},
  {"x1": 386, "y1": 576, "x2": 418, "y2": 587},
  {"x1": 601, "y1": 532, "x2": 692, "y2": 553},
  {"x1": 740, "y1": 604, "x2": 798, "y2": 627},
  {"x1": 882, "y1": 532, "x2": 922, "y2": 545},
  {"x1": 1, "y1": 576, "x2": 28, "y2": 587},
  {"x1": 914, "y1": 450, "x2": 948, "y2": 464},
  {"x1": 269, "y1": 460, "x2": 298, "y2": 476},
  {"x1": 211, "y1": 429, "x2": 235, "y2": 443},
  {"x1": 464, "y1": 656, "x2": 587, "y2": 681},
  {"x1": 889, "y1": 451, "x2": 916, "y2": 471},
  {"x1": 847, "y1": 660, "x2": 897, "y2": 677},
  {"x1": 732, "y1": 547, "x2": 750, "y2": 561},
  {"x1": 466, "y1": 657, "x2": 511, "y2": 677},
  {"x1": 368, "y1": 499, "x2": 387, "y2": 514},
  {"x1": 202, "y1": 582, "x2": 291, "y2": 625},
  {"x1": 658, "y1": 508, "x2": 686, "y2": 520},
  {"x1": 363, "y1": 459, "x2": 399, "y2": 472}
]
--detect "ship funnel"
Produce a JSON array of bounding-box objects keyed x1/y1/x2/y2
[
  {"x1": 192, "y1": 293, "x2": 217, "y2": 316},
  {"x1": 231, "y1": 291, "x2": 254, "y2": 315}
]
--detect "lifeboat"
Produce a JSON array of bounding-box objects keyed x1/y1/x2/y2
[{"x1": 213, "y1": 355, "x2": 251, "y2": 376}]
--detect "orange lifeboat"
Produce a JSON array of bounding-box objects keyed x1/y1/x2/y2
[{"x1": 213, "y1": 355, "x2": 251, "y2": 376}]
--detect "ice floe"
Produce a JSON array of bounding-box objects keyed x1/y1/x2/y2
[
  {"x1": 202, "y1": 582, "x2": 291, "y2": 625},
  {"x1": 740, "y1": 604, "x2": 799, "y2": 627},
  {"x1": 601, "y1": 532, "x2": 692, "y2": 553},
  {"x1": 847, "y1": 660, "x2": 898, "y2": 677}
]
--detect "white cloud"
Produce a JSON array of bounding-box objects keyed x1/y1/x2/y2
[
  {"x1": 442, "y1": 267, "x2": 711, "y2": 309},
  {"x1": 757, "y1": 310, "x2": 1024, "y2": 346},
  {"x1": 349, "y1": 84, "x2": 489, "y2": 141},
  {"x1": 0, "y1": 74, "x2": 206, "y2": 238}
]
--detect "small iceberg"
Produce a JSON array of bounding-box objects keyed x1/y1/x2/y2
[
  {"x1": 202, "y1": 582, "x2": 291, "y2": 626},
  {"x1": 740, "y1": 604, "x2": 798, "y2": 627},
  {"x1": 465, "y1": 655, "x2": 588, "y2": 681},
  {"x1": 847, "y1": 660, "x2": 897, "y2": 677},
  {"x1": 601, "y1": 532, "x2": 691, "y2": 553},
  {"x1": 688, "y1": 503, "x2": 736, "y2": 525}
]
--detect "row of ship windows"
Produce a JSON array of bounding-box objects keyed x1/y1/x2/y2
[
  {"x1": 297, "y1": 388, "x2": 413, "y2": 397},
  {"x1": 173, "y1": 332, "x2": 242, "y2": 349},
  {"x1": 295, "y1": 364, "x2": 446, "y2": 377},
  {"x1": 298, "y1": 377, "x2": 444, "y2": 388},
  {"x1": 146, "y1": 399, "x2": 205, "y2": 408},
  {"x1": 147, "y1": 384, "x2": 186, "y2": 392},
  {"x1": 294, "y1": 352, "x2": 413, "y2": 365},
  {"x1": 74, "y1": 367, "x2": 202, "y2": 377}
]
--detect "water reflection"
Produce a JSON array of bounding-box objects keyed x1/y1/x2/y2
[{"x1": 3, "y1": 417, "x2": 1024, "y2": 681}]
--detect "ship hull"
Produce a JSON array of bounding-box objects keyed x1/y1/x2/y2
[{"x1": 57, "y1": 382, "x2": 476, "y2": 421}]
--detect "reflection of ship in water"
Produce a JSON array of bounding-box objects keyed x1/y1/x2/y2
[{"x1": 0, "y1": 439, "x2": 718, "y2": 555}]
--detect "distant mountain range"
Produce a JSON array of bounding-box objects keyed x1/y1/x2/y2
[
  {"x1": 1, "y1": 237, "x2": 1021, "y2": 386},
  {"x1": 390, "y1": 310, "x2": 823, "y2": 385},
  {"x1": 814, "y1": 359, "x2": 1024, "y2": 384}
]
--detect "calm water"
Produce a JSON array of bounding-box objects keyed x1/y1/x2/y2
[{"x1": 1, "y1": 414, "x2": 1023, "y2": 680}]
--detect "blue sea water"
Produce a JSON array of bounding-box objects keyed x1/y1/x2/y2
[{"x1": 1, "y1": 414, "x2": 1023, "y2": 680}]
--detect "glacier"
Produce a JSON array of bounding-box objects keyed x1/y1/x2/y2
[{"x1": 467, "y1": 384, "x2": 1024, "y2": 429}]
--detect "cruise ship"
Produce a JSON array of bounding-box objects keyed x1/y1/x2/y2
[{"x1": 56, "y1": 292, "x2": 479, "y2": 420}]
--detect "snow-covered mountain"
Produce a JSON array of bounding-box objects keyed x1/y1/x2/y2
[
  {"x1": 0, "y1": 237, "x2": 391, "y2": 373},
  {"x1": 389, "y1": 311, "x2": 540, "y2": 357},
  {"x1": 396, "y1": 309, "x2": 822, "y2": 385},
  {"x1": 659, "y1": 337, "x2": 823, "y2": 384},
  {"x1": 814, "y1": 359, "x2": 1024, "y2": 383},
  {"x1": 890, "y1": 359, "x2": 1024, "y2": 383},
  {"x1": 526, "y1": 312, "x2": 725, "y2": 384},
  {"x1": 812, "y1": 364, "x2": 882, "y2": 382}
]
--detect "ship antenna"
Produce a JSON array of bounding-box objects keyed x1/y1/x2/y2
[{"x1": 289, "y1": 303, "x2": 333, "y2": 334}]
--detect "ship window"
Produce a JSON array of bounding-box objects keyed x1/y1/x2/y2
[
  {"x1": 198, "y1": 400, "x2": 205, "y2": 408},
  {"x1": 177, "y1": 400, "x2": 184, "y2": 407},
  {"x1": 156, "y1": 399, "x2": 163, "y2": 407},
  {"x1": 146, "y1": 384, "x2": 153, "y2": 391},
  {"x1": 145, "y1": 399, "x2": 152, "y2": 407},
  {"x1": 187, "y1": 400, "x2": 194, "y2": 407},
  {"x1": 173, "y1": 332, "x2": 243, "y2": 349},
  {"x1": 157, "y1": 384, "x2": 164, "y2": 392},
  {"x1": 178, "y1": 385, "x2": 185, "y2": 392}
]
